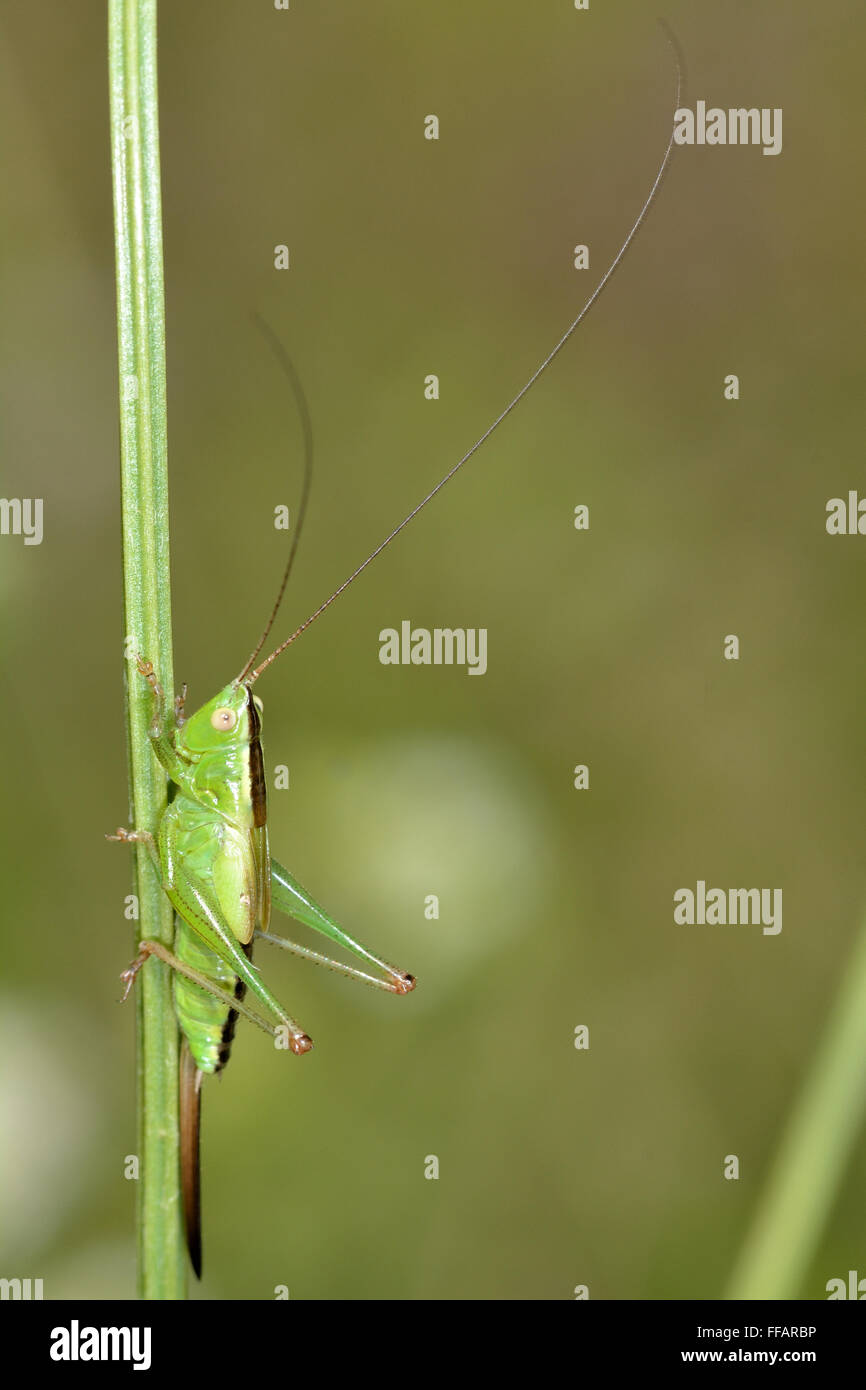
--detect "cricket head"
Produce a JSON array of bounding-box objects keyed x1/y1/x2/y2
[{"x1": 181, "y1": 681, "x2": 264, "y2": 754}]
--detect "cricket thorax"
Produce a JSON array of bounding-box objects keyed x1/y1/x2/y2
[{"x1": 176, "y1": 683, "x2": 267, "y2": 831}]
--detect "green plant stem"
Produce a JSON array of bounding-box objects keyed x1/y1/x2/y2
[
  {"x1": 726, "y1": 914, "x2": 866, "y2": 1298},
  {"x1": 109, "y1": 0, "x2": 184, "y2": 1300}
]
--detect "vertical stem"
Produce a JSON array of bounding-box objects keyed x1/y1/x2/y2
[
  {"x1": 109, "y1": 0, "x2": 185, "y2": 1299},
  {"x1": 726, "y1": 915, "x2": 866, "y2": 1299}
]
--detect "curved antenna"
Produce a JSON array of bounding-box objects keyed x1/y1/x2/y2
[
  {"x1": 249, "y1": 29, "x2": 682, "y2": 685},
  {"x1": 235, "y1": 313, "x2": 314, "y2": 683}
]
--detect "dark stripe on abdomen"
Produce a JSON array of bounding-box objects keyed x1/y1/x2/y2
[{"x1": 216, "y1": 942, "x2": 253, "y2": 1073}]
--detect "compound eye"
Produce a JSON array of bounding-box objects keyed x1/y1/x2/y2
[{"x1": 211, "y1": 707, "x2": 238, "y2": 732}]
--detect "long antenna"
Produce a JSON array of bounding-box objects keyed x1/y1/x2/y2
[
  {"x1": 235, "y1": 313, "x2": 314, "y2": 682},
  {"x1": 248, "y1": 30, "x2": 681, "y2": 686}
]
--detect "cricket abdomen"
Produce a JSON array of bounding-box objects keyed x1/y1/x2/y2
[
  {"x1": 162, "y1": 793, "x2": 260, "y2": 1072},
  {"x1": 174, "y1": 918, "x2": 248, "y2": 1074}
]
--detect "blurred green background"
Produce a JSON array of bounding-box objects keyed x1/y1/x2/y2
[{"x1": 2, "y1": 0, "x2": 865, "y2": 1300}]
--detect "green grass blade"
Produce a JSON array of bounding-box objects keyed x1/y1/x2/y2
[
  {"x1": 726, "y1": 914, "x2": 866, "y2": 1299},
  {"x1": 108, "y1": 0, "x2": 185, "y2": 1300}
]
